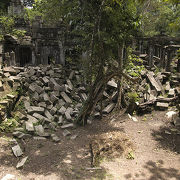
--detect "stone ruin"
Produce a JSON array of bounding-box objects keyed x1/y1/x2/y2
[{"x1": 0, "y1": 0, "x2": 65, "y2": 67}]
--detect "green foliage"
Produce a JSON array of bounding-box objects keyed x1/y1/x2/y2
[
  {"x1": 0, "y1": 117, "x2": 19, "y2": 132},
  {"x1": 140, "y1": 0, "x2": 180, "y2": 37},
  {"x1": 127, "y1": 92, "x2": 139, "y2": 103},
  {"x1": 0, "y1": 16, "x2": 26, "y2": 40},
  {"x1": 126, "y1": 50, "x2": 145, "y2": 77}
]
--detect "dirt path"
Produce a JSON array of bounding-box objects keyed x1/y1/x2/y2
[{"x1": 0, "y1": 111, "x2": 180, "y2": 180}]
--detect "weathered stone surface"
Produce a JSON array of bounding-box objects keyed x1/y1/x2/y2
[
  {"x1": 147, "y1": 72, "x2": 162, "y2": 92},
  {"x1": 60, "y1": 92, "x2": 72, "y2": 104},
  {"x1": 58, "y1": 106, "x2": 66, "y2": 115},
  {"x1": 33, "y1": 113, "x2": 50, "y2": 122},
  {"x1": 16, "y1": 156, "x2": 28, "y2": 169},
  {"x1": 61, "y1": 123, "x2": 74, "y2": 129},
  {"x1": 0, "y1": 101, "x2": 8, "y2": 106},
  {"x1": 69, "y1": 71, "x2": 75, "y2": 79},
  {"x1": 58, "y1": 116, "x2": 63, "y2": 125},
  {"x1": 38, "y1": 102, "x2": 47, "y2": 108},
  {"x1": 3, "y1": 67, "x2": 17, "y2": 75},
  {"x1": 12, "y1": 145, "x2": 23, "y2": 157},
  {"x1": 165, "y1": 82, "x2": 171, "y2": 92},
  {"x1": 65, "y1": 111, "x2": 72, "y2": 121},
  {"x1": 33, "y1": 137, "x2": 46, "y2": 140},
  {"x1": 28, "y1": 106, "x2": 45, "y2": 114},
  {"x1": 27, "y1": 115, "x2": 39, "y2": 124},
  {"x1": 35, "y1": 125, "x2": 45, "y2": 136},
  {"x1": 156, "y1": 102, "x2": 169, "y2": 110},
  {"x1": 40, "y1": 93, "x2": 51, "y2": 105},
  {"x1": 42, "y1": 76, "x2": 49, "y2": 84},
  {"x1": 66, "y1": 79, "x2": 73, "y2": 90},
  {"x1": 24, "y1": 101, "x2": 31, "y2": 110},
  {"x1": 107, "y1": 79, "x2": 117, "y2": 88},
  {"x1": 50, "y1": 93, "x2": 59, "y2": 104},
  {"x1": 80, "y1": 93, "x2": 87, "y2": 101},
  {"x1": 168, "y1": 89, "x2": 175, "y2": 97},
  {"x1": 103, "y1": 103, "x2": 115, "y2": 114},
  {"x1": 50, "y1": 107, "x2": 57, "y2": 115},
  {"x1": 63, "y1": 129, "x2": 71, "y2": 136},
  {"x1": 25, "y1": 122, "x2": 34, "y2": 132},
  {"x1": 45, "y1": 110, "x2": 53, "y2": 120},
  {"x1": 51, "y1": 134, "x2": 60, "y2": 142},
  {"x1": 32, "y1": 92, "x2": 39, "y2": 102}
]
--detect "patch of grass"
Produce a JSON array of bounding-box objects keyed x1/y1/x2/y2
[{"x1": 0, "y1": 118, "x2": 19, "y2": 132}]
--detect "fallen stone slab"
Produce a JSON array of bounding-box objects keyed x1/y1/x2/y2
[
  {"x1": 51, "y1": 134, "x2": 60, "y2": 142},
  {"x1": 6, "y1": 94, "x2": 16, "y2": 100},
  {"x1": 33, "y1": 113, "x2": 50, "y2": 122},
  {"x1": 38, "y1": 102, "x2": 47, "y2": 108},
  {"x1": 42, "y1": 76, "x2": 49, "y2": 84},
  {"x1": 70, "y1": 134, "x2": 78, "y2": 140},
  {"x1": 33, "y1": 137, "x2": 46, "y2": 140},
  {"x1": 147, "y1": 72, "x2": 162, "y2": 92},
  {"x1": 63, "y1": 129, "x2": 71, "y2": 137},
  {"x1": 50, "y1": 107, "x2": 57, "y2": 115},
  {"x1": 34, "y1": 125, "x2": 45, "y2": 136},
  {"x1": 65, "y1": 111, "x2": 72, "y2": 121},
  {"x1": 66, "y1": 79, "x2": 73, "y2": 90},
  {"x1": 80, "y1": 93, "x2": 88, "y2": 101},
  {"x1": 3, "y1": 67, "x2": 17, "y2": 75},
  {"x1": 61, "y1": 123, "x2": 74, "y2": 129},
  {"x1": 16, "y1": 156, "x2": 28, "y2": 169},
  {"x1": 24, "y1": 101, "x2": 31, "y2": 110},
  {"x1": 60, "y1": 92, "x2": 72, "y2": 104},
  {"x1": 50, "y1": 93, "x2": 59, "y2": 104},
  {"x1": 28, "y1": 106, "x2": 45, "y2": 115},
  {"x1": 0, "y1": 101, "x2": 9, "y2": 106},
  {"x1": 12, "y1": 145, "x2": 23, "y2": 157},
  {"x1": 8, "y1": 76, "x2": 21, "y2": 82},
  {"x1": 27, "y1": 115, "x2": 39, "y2": 124},
  {"x1": 107, "y1": 79, "x2": 117, "y2": 88},
  {"x1": 12, "y1": 131, "x2": 32, "y2": 139},
  {"x1": 25, "y1": 122, "x2": 34, "y2": 132},
  {"x1": 165, "y1": 82, "x2": 171, "y2": 92},
  {"x1": 45, "y1": 110, "x2": 53, "y2": 120},
  {"x1": 156, "y1": 102, "x2": 169, "y2": 110},
  {"x1": 103, "y1": 103, "x2": 115, "y2": 114},
  {"x1": 168, "y1": 89, "x2": 175, "y2": 98},
  {"x1": 58, "y1": 116, "x2": 63, "y2": 125},
  {"x1": 58, "y1": 106, "x2": 66, "y2": 115}
]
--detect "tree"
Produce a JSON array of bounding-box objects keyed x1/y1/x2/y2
[
  {"x1": 139, "y1": 0, "x2": 180, "y2": 36},
  {"x1": 0, "y1": 0, "x2": 11, "y2": 14}
]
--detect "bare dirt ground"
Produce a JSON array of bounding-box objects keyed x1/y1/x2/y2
[{"x1": 0, "y1": 110, "x2": 180, "y2": 180}]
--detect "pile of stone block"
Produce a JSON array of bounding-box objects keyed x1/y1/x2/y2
[{"x1": 137, "y1": 70, "x2": 180, "y2": 113}]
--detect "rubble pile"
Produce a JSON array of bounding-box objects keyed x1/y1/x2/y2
[
  {"x1": 0, "y1": 60, "x2": 180, "y2": 141},
  {"x1": 136, "y1": 70, "x2": 180, "y2": 114}
]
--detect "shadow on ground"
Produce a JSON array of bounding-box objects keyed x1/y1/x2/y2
[
  {"x1": 151, "y1": 125, "x2": 180, "y2": 154},
  {"x1": 124, "y1": 160, "x2": 180, "y2": 180},
  {"x1": 0, "y1": 114, "x2": 126, "y2": 180}
]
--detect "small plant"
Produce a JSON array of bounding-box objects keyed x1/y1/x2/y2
[
  {"x1": 142, "y1": 115, "x2": 147, "y2": 121},
  {"x1": 127, "y1": 92, "x2": 139, "y2": 103},
  {"x1": 0, "y1": 118, "x2": 19, "y2": 132},
  {"x1": 127, "y1": 151, "x2": 135, "y2": 160}
]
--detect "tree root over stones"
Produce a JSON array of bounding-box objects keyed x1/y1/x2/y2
[{"x1": 89, "y1": 131, "x2": 134, "y2": 167}]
